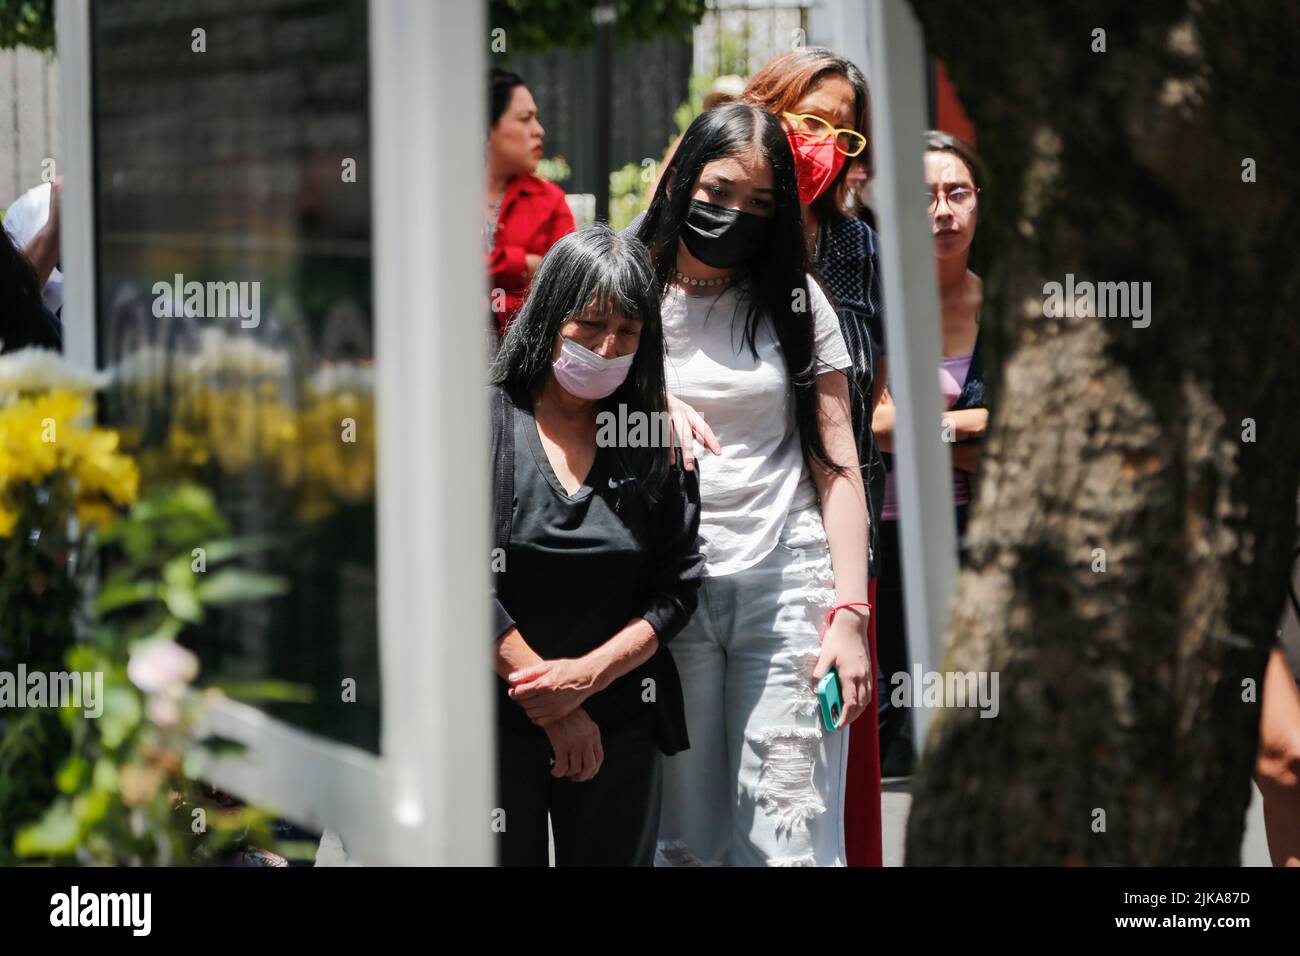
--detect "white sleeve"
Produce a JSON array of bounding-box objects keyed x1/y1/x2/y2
[
  {"x1": 3, "y1": 197, "x2": 28, "y2": 244},
  {"x1": 808, "y1": 276, "x2": 851, "y2": 372},
  {"x1": 3, "y1": 183, "x2": 50, "y2": 246}
]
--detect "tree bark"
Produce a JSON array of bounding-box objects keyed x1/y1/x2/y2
[{"x1": 904, "y1": 0, "x2": 1300, "y2": 864}]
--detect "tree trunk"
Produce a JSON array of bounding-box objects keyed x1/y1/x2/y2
[{"x1": 904, "y1": 0, "x2": 1300, "y2": 864}]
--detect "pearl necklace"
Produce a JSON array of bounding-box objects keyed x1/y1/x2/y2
[{"x1": 673, "y1": 269, "x2": 733, "y2": 290}]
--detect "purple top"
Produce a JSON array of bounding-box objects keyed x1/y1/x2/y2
[{"x1": 881, "y1": 352, "x2": 973, "y2": 520}]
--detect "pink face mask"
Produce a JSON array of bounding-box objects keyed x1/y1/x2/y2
[
  {"x1": 551, "y1": 336, "x2": 634, "y2": 400},
  {"x1": 787, "y1": 131, "x2": 846, "y2": 204}
]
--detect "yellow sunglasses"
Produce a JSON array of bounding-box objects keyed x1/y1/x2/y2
[{"x1": 783, "y1": 112, "x2": 868, "y2": 158}]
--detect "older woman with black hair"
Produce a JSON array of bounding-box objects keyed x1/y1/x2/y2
[{"x1": 489, "y1": 223, "x2": 704, "y2": 866}]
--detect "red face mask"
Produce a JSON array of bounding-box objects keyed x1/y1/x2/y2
[{"x1": 787, "y1": 130, "x2": 846, "y2": 204}]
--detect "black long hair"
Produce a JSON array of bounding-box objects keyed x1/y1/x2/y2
[
  {"x1": 490, "y1": 222, "x2": 672, "y2": 502},
  {"x1": 636, "y1": 101, "x2": 841, "y2": 475},
  {"x1": 489, "y1": 68, "x2": 526, "y2": 128}
]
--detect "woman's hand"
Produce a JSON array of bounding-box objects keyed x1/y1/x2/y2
[
  {"x1": 544, "y1": 707, "x2": 604, "y2": 781},
  {"x1": 507, "y1": 657, "x2": 601, "y2": 726},
  {"x1": 812, "y1": 609, "x2": 873, "y2": 728},
  {"x1": 665, "y1": 393, "x2": 721, "y2": 471}
]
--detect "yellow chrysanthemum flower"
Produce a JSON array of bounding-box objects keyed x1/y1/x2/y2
[{"x1": 0, "y1": 390, "x2": 138, "y2": 537}]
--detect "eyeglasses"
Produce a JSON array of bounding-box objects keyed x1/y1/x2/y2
[
  {"x1": 782, "y1": 112, "x2": 868, "y2": 158},
  {"x1": 926, "y1": 186, "x2": 979, "y2": 212}
]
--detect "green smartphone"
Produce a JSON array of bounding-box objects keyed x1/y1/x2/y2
[{"x1": 816, "y1": 669, "x2": 843, "y2": 732}]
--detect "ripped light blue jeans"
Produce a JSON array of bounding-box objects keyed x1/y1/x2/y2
[{"x1": 657, "y1": 504, "x2": 849, "y2": 867}]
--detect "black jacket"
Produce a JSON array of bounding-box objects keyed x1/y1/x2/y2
[{"x1": 489, "y1": 385, "x2": 701, "y2": 755}]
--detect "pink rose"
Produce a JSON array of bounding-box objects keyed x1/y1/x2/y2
[{"x1": 128, "y1": 639, "x2": 199, "y2": 695}]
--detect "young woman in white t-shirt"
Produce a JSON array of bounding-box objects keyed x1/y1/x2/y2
[{"x1": 635, "y1": 102, "x2": 871, "y2": 866}]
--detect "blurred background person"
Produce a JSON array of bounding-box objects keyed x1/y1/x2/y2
[
  {"x1": 485, "y1": 68, "x2": 575, "y2": 341},
  {"x1": 843, "y1": 157, "x2": 876, "y2": 232},
  {"x1": 742, "y1": 46, "x2": 885, "y2": 867},
  {"x1": 1, "y1": 219, "x2": 61, "y2": 354},
  {"x1": 3, "y1": 177, "x2": 63, "y2": 317},
  {"x1": 872, "y1": 131, "x2": 989, "y2": 778}
]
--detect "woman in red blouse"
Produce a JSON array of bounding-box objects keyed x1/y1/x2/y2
[{"x1": 486, "y1": 69, "x2": 576, "y2": 337}]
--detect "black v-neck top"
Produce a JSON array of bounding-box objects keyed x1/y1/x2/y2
[{"x1": 497, "y1": 402, "x2": 658, "y2": 735}]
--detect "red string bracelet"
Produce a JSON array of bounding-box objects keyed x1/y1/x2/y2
[{"x1": 820, "y1": 601, "x2": 872, "y2": 643}]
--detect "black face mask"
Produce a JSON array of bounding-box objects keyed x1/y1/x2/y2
[{"x1": 680, "y1": 198, "x2": 773, "y2": 269}]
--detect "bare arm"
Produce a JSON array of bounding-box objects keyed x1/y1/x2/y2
[
  {"x1": 494, "y1": 626, "x2": 544, "y2": 680},
  {"x1": 495, "y1": 626, "x2": 606, "y2": 781},
  {"x1": 22, "y1": 178, "x2": 60, "y2": 287},
  {"x1": 507, "y1": 619, "x2": 660, "y2": 726},
  {"x1": 876, "y1": 381, "x2": 987, "y2": 459},
  {"x1": 808, "y1": 369, "x2": 872, "y2": 726},
  {"x1": 942, "y1": 407, "x2": 988, "y2": 442}
]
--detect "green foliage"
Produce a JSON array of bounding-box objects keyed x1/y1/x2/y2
[
  {"x1": 0, "y1": 0, "x2": 54, "y2": 52},
  {"x1": 673, "y1": 22, "x2": 755, "y2": 136},
  {"x1": 673, "y1": 70, "x2": 717, "y2": 141},
  {"x1": 609, "y1": 160, "x2": 655, "y2": 233},
  {"x1": 1, "y1": 484, "x2": 299, "y2": 865},
  {"x1": 535, "y1": 155, "x2": 572, "y2": 184},
  {"x1": 490, "y1": 0, "x2": 708, "y2": 55}
]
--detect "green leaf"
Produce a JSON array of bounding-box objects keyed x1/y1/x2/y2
[
  {"x1": 119, "y1": 522, "x2": 157, "y2": 564},
  {"x1": 98, "y1": 687, "x2": 142, "y2": 749},
  {"x1": 163, "y1": 583, "x2": 202, "y2": 622},
  {"x1": 93, "y1": 757, "x2": 119, "y2": 793},
  {"x1": 197, "y1": 534, "x2": 281, "y2": 565},
  {"x1": 195, "y1": 569, "x2": 289, "y2": 605},
  {"x1": 163, "y1": 553, "x2": 195, "y2": 589},
  {"x1": 66, "y1": 645, "x2": 97, "y2": 674},
  {"x1": 56, "y1": 756, "x2": 88, "y2": 794},
  {"x1": 139, "y1": 616, "x2": 184, "y2": 643},
  {"x1": 15, "y1": 801, "x2": 80, "y2": 857},
  {"x1": 73, "y1": 789, "x2": 111, "y2": 826},
  {"x1": 95, "y1": 578, "x2": 159, "y2": 615}
]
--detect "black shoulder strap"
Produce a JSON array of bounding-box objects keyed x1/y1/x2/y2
[{"x1": 492, "y1": 387, "x2": 515, "y2": 553}]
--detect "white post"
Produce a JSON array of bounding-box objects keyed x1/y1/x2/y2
[
  {"x1": 369, "y1": 0, "x2": 492, "y2": 865},
  {"x1": 820, "y1": 0, "x2": 870, "y2": 70},
  {"x1": 55, "y1": 0, "x2": 96, "y2": 370},
  {"x1": 865, "y1": 0, "x2": 957, "y2": 754}
]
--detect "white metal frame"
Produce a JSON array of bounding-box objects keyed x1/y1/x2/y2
[
  {"x1": 55, "y1": 0, "x2": 94, "y2": 371},
  {"x1": 56, "y1": 0, "x2": 491, "y2": 865},
  {"x1": 863, "y1": 0, "x2": 958, "y2": 751}
]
